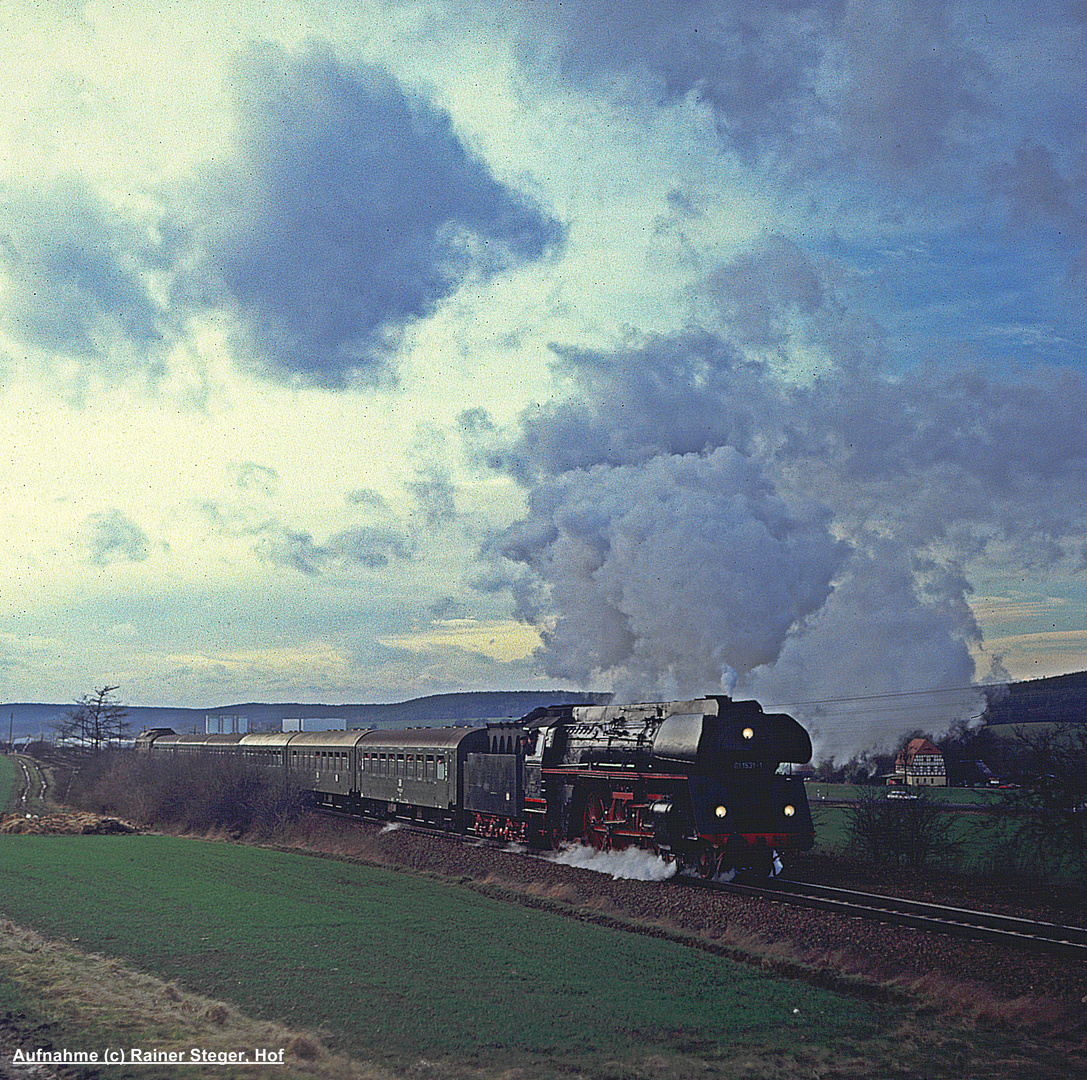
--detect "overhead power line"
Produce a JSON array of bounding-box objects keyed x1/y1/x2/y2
[{"x1": 761, "y1": 683, "x2": 996, "y2": 710}]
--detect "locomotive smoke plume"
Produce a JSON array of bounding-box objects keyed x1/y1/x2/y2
[
  {"x1": 465, "y1": 236, "x2": 1081, "y2": 759},
  {"x1": 483, "y1": 445, "x2": 846, "y2": 704}
]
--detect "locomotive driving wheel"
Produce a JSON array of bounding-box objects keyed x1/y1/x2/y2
[
  {"x1": 583, "y1": 791, "x2": 609, "y2": 850},
  {"x1": 695, "y1": 842, "x2": 720, "y2": 880}
]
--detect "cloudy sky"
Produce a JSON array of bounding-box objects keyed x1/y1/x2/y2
[{"x1": 1, "y1": 0, "x2": 1085, "y2": 751}]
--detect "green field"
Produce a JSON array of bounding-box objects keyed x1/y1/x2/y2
[
  {"x1": 805, "y1": 786, "x2": 1075, "y2": 879},
  {"x1": 0, "y1": 753, "x2": 15, "y2": 811},
  {"x1": 802, "y1": 782, "x2": 1002, "y2": 806},
  {"x1": 0, "y1": 833, "x2": 1057, "y2": 1080}
]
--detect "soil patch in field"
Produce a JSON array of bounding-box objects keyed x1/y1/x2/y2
[{"x1": 0, "y1": 813, "x2": 139, "y2": 836}]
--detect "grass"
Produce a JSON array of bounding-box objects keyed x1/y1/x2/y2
[
  {"x1": 0, "y1": 753, "x2": 15, "y2": 811},
  {"x1": 803, "y1": 782, "x2": 1002, "y2": 806},
  {"x1": 0, "y1": 917, "x2": 374, "y2": 1080},
  {"x1": 0, "y1": 832, "x2": 1043, "y2": 1080},
  {"x1": 809, "y1": 800, "x2": 1077, "y2": 883}
]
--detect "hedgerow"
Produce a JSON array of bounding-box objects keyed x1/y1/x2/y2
[{"x1": 65, "y1": 752, "x2": 309, "y2": 837}]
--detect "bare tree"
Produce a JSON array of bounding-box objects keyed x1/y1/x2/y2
[
  {"x1": 845, "y1": 788, "x2": 961, "y2": 870},
  {"x1": 55, "y1": 686, "x2": 130, "y2": 753},
  {"x1": 994, "y1": 723, "x2": 1087, "y2": 874}
]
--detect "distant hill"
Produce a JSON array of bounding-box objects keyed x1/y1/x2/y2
[
  {"x1": 0, "y1": 690, "x2": 610, "y2": 741},
  {"x1": 982, "y1": 670, "x2": 1087, "y2": 727}
]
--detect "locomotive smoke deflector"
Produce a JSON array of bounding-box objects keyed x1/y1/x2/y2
[{"x1": 650, "y1": 712, "x2": 706, "y2": 767}]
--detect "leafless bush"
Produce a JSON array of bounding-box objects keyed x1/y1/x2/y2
[
  {"x1": 993, "y1": 723, "x2": 1087, "y2": 874},
  {"x1": 845, "y1": 788, "x2": 961, "y2": 870},
  {"x1": 66, "y1": 751, "x2": 309, "y2": 836}
]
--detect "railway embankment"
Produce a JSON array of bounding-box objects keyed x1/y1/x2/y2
[{"x1": 344, "y1": 819, "x2": 1087, "y2": 1008}]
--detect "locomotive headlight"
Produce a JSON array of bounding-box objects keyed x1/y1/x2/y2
[
  {"x1": 741, "y1": 727, "x2": 754, "y2": 740},
  {"x1": 715, "y1": 805, "x2": 728, "y2": 818},
  {"x1": 783, "y1": 804, "x2": 796, "y2": 817}
]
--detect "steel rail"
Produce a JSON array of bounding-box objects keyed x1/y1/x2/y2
[{"x1": 716, "y1": 877, "x2": 1087, "y2": 959}]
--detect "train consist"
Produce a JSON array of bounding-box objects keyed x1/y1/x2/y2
[{"x1": 136, "y1": 696, "x2": 814, "y2": 877}]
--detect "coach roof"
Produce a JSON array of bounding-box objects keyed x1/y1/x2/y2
[{"x1": 359, "y1": 727, "x2": 486, "y2": 750}]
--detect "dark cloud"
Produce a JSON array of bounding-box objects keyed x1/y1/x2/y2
[
  {"x1": 429, "y1": 595, "x2": 468, "y2": 620},
  {"x1": 697, "y1": 236, "x2": 825, "y2": 352},
  {"x1": 182, "y1": 41, "x2": 564, "y2": 389},
  {"x1": 253, "y1": 523, "x2": 414, "y2": 575},
  {"x1": 837, "y1": 0, "x2": 992, "y2": 178},
  {"x1": 408, "y1": 465, "x2": 457, "y2": 528},
  {"x1": 462, "y1": 330, "x2": 770, "y2": 484},
  {"x1": 346, "y1": 488, "x2": 389, "y2": 510},
  {"x1": 0, "y1": 176, "x2": 165, "y2": 361},
  {"x1": 993, "y1": 141, "x2": 1087, "y2": 272},
  {"x1": 0, "y1": 42, "x2": 563, "y2": 392},
  {"x1": 508, "y1": 0, "x2": 832, "y2": 168},
  {"x1": 503, "y1": 0, "x2": 1083, "y2": 233},
  {"x1": 85, "y1": 509, "x2": 150, "y2": 566}
]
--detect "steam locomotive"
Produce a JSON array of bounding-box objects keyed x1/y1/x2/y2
[{"x1": 137, "y1": 695, "x2": 814, "y2": 877}]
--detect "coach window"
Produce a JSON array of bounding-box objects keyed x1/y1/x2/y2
[{"x1": 436, "y1": 757, "x2": 446, "y2": 781}]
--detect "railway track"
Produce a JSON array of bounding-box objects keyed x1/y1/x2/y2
[
  {"x1": 318, "y1": 807, "x2": 1087, "y2": 959},
  {"x1": 718, "y1": 877, "x2": 1087, "y2": 959},
  {"x1": 11, "y1": 754, "x2": 48, "y2": 814}
]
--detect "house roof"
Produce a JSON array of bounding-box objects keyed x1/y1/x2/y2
[{"x1": 895, "y1": 737, "x2": 942, "y2": 765}]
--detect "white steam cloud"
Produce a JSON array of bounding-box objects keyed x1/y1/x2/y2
[
  {"x1": 487, "y1": 446, "x2": 846, "y2": 703},
  {"x1": 466, "y1": 237, "x2": 1085, "y2": 758},
  {"x1": 548, "y1": 842, "x2": 678, "y2": 881}
]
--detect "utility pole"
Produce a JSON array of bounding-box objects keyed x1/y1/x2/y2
[{"x1": 7, "y1": 712, "x2": 11, "y2": 754}]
